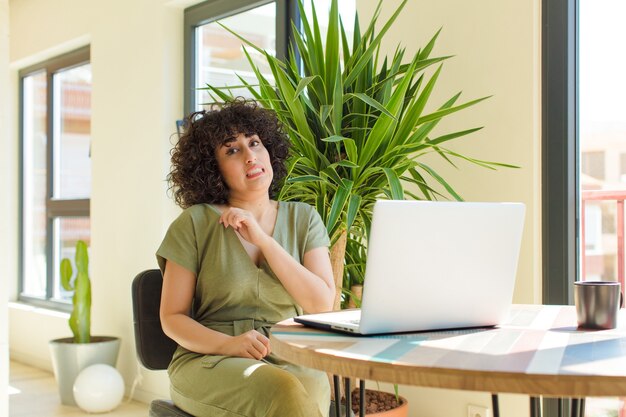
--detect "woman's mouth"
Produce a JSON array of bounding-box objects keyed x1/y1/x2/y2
[{"x1": 246, "y1": 166, "x2": 265, "y2": 179}]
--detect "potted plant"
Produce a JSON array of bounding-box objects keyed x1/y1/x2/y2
[
  {"x1": 48, "y1": 240, "x2": 121, "y2": 406},
  {"x1": 204, "y1": 0, "x2": 513, "y2": 413},
  {"x1": 206, "y1": 0, "x2": 512, "y2": 304}
]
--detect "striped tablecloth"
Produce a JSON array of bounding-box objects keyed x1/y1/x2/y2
[{"x1": 269, "y1": 304, "x2": 626, "y2": 397}]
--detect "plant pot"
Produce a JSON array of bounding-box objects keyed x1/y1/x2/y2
[
  {"x1": 351, "y1": 389, "x2": 409, "y2": 417},
  {"x1": 49, "y1": 336, "x2": 120, "y2": 406}
]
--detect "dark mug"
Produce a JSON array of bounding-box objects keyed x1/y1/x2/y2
[{"x1": 574, "y1": 281, "x2": 623, "y2": 330}]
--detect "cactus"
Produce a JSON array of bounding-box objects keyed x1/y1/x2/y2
[{"x1": 59, "y1": 240, "x2": 91, "y2": 343}]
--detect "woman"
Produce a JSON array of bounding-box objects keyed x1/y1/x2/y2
[{"x1": 156, "y1": 99, "x2": 335, "y2": 417}]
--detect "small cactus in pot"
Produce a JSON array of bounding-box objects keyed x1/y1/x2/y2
[{"x1": 60, "y1": 240, "x2": 91, "y2": 343}]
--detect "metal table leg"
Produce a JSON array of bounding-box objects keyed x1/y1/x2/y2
[
  {"x1": 333, "y1": 375, "x2": 341, "y2": 417},
  {"x1": 530, "y1": 396, "x2": 542, "y2": 417},
  {"x1": 344, "y1": 377, "x2": 351, "y2": 417},
  {"x1": 570, "y1": 398, "x2": 585, "y2": 417},
  {"x1": 492, "y1": 394, "x2": 500, "y2": 417},
  {"x1": 580, "y1": 399, "x2": 585, "y2": 417},
  {"x1": 359, "y1": 380, "x2": 365, "y2": 417}
]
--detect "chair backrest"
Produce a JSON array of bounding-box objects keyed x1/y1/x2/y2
[{"x1": 131, "y1": 269, "x2": 178, "y2": 370}]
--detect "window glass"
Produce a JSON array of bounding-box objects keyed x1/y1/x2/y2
[
  {"x1": 579, "y1": 0, "x2": 626, "y2": 288},
  {"x1": 22, "y1": 72, "x2": 47, "y2": 298},
  {"x1": 52, "y1": 217, "x2": 91, "y2": 302},
  {"x1": 195, "y1": 3, "x2": 276, "y2": 109},
  {"x1": 581, "y1": 151, "x2": 605, "y2": 181},
  {"x1": 53, "y1": 64, "x2": 92, "y2": 199}
]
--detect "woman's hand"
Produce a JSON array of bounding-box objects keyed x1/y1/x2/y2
[
  {"x1": 219, "y1": 330, "x2": 271, "y2": 360},
  {"x1": 219, "y1": 207, "x2": 270, "y2": 247}
]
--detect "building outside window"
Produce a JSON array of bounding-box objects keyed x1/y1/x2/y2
[{"x1": 19, "y1": 47, "x2": 91, "y2": 309}]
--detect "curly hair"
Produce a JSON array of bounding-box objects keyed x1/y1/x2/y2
[{"x1": 168, "y1": 99, "x2": 290, "y2": 208}]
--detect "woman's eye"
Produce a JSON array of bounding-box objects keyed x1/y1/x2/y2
[
  {"x1": 226, "y1": 148, "x2": 238, "y2": 155},
  {"x1": 250, "y1": 139, "x2": 261, "y2": 147}
]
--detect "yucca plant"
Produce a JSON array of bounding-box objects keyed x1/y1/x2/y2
[{"x1": 204, "y1": 0, "x2": 513, "y2": 308}]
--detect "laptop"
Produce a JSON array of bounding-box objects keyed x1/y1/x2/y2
[{"x1": 295, "y1": 200, "x2": 525, "y2": 335}]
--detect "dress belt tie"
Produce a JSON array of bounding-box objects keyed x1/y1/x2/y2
[{"x1": 203, "y1": 319, "x2": 276, "y2": 337}]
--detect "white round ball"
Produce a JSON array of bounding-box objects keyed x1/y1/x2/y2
[{"x1": 73, "y1": 364, "x2": 125, "y2": 413}]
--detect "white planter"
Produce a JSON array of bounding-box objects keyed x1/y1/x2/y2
[{"x1": 49, "y1": 336, "x2": 120, "y2": 406}]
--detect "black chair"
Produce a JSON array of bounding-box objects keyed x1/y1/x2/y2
[{"x1": 132, "y1": 269, "x2": 194, "y2": 417}]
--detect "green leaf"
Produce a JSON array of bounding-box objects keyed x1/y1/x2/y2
[
  {"x1": 320, "y1": 105, "x2": 333, "y2": 126},
  {"x1": 287, "y1": 175, "x2": 325, "y2": 183},
  {"x1": 428, "y1": 127, "x2": 484, "y2": 146},
  {"x1": 321, "y1": 135, "x2": 350, "y2": 143},
  {"x1": 331, "y1": 65, "x2": 343, "y2": 135},
  {"x1": 204, "y1": 83, "x2": 234, "y2": 102},
  {"x1": 343, "y1": 138, "x2": 358, "y2": 163},
  {"x1": 294, "y1": 76, "x2": 319, "y2": 101},
  {"x1": 326, "y1": 179, "x2": 353, "y2": 234},
  {"x1": 392, "y1": 64, "x2": 443, "y2": 148},
  {"x1": 383, "y1": 168, "x2": 404, "y2": 199},
  {"x1": 346, "y1": 194, "x2": 362, "y2": 231},
  {"x1": 339, "y1": 16, "x2": 351, "y2": 63},
  {"x1": 345, "y1": 0, "x2": 408, "y2": 86},
  {"x1": 325, "y1": 0, "x2": 340, "y2": 103},
  {"x1": 418, "y1": 27, "x2": 442, "y2": 60},
  {"x1": 357, "y1": 58, "x2": 417, "y2": 170},
  {"x1": 416, "y1": 162, "x2": 464, "y2": 201},
  {"x1": 330, "y1": 160, "x2": 359, "y2": 169},
  {"x1": 346, "y1": 93, "x2": 396, "y2": 119},
  {"x1": 417, "y1": 96, "x2": 491, "y2": 125}
]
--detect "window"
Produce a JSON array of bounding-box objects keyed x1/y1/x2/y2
[
  {"x1": 545, "y1": 0, "x2": 626, "y2": 415},
  {"x1": 19, "y1": 47, "x2": 91, "y2": 309},
  {"x1": 184, "y1": 0, "x2": 293, "y2": 115},
  {"x1": 183, "y1": 0, "x2": 356, "y2": 115},
  {"x1": 194, "y1": 2, "x2": 276, "y2": 109}
]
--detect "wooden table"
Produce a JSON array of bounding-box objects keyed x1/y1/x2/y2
[{"x1": 269, "y1": 304, "x2": 626, "y2": 417}]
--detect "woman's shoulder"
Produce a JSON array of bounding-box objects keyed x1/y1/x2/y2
[
  {"x1": 280, "y1": 201, "x2": 316, "y2": 217},
  {"x1": 171, "y1": 203, "x2": 220, "y2": 227}
]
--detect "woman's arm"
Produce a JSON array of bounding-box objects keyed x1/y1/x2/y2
[
  {"x1": 160, "y1": 259, "x2": 271, "y2": 359},
  {"x1": 220, "y1": 208, "x2": 335, "y2": 313},
  {"x1": 260, "y1": 240, "x2": 335, "y2": 313}
]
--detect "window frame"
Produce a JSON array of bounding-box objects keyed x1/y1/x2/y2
[
  {"x1": 542, "y1": 0, "x2": 578, "y2": 415},
  {"x1": 183, "y1": 0, "x2": 297, "y2": 116},
  {"x1": 542, "y1": 0, "x2": 578, "y2": 306},
  {"x1": 18, "y1": 46, "x2": 91, "y2": 311}
]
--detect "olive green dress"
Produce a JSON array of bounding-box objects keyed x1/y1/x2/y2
[{"x1": 156, "y1": 201, "x2": 331, "y2": 417}]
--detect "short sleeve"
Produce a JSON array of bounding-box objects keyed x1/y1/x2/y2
[
  {"x1": 304, "y1": 207, "x2": 330, "y2": 253},
  {"x1": 156, "y1": 210, "x2": 198, "y2": 275}
]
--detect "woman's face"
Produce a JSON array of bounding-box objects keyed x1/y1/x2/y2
[{"x1": 215, "y1": 132, "x2": 274, "y2": 199}]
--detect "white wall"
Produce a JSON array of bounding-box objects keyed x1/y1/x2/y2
[
  {"x1": 5, "y1": 0, "x2": 542, "y2": 415},
  {"x1": 358, "y1": 0, "x2": 542, "y2": 305},
  {"x1": 1, "y1": 0, "x2": 10, "y2": 415},
  {"x1": 357, "y1": 1, "x2": 541, "y2": 417},
  {"x1": 7, "y1": 0, "x2": 186, "y2": 403}
]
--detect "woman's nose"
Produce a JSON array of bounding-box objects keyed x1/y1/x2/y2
[{"x1": 244, "y1": 147, "x2": 256, "y2": 164}]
